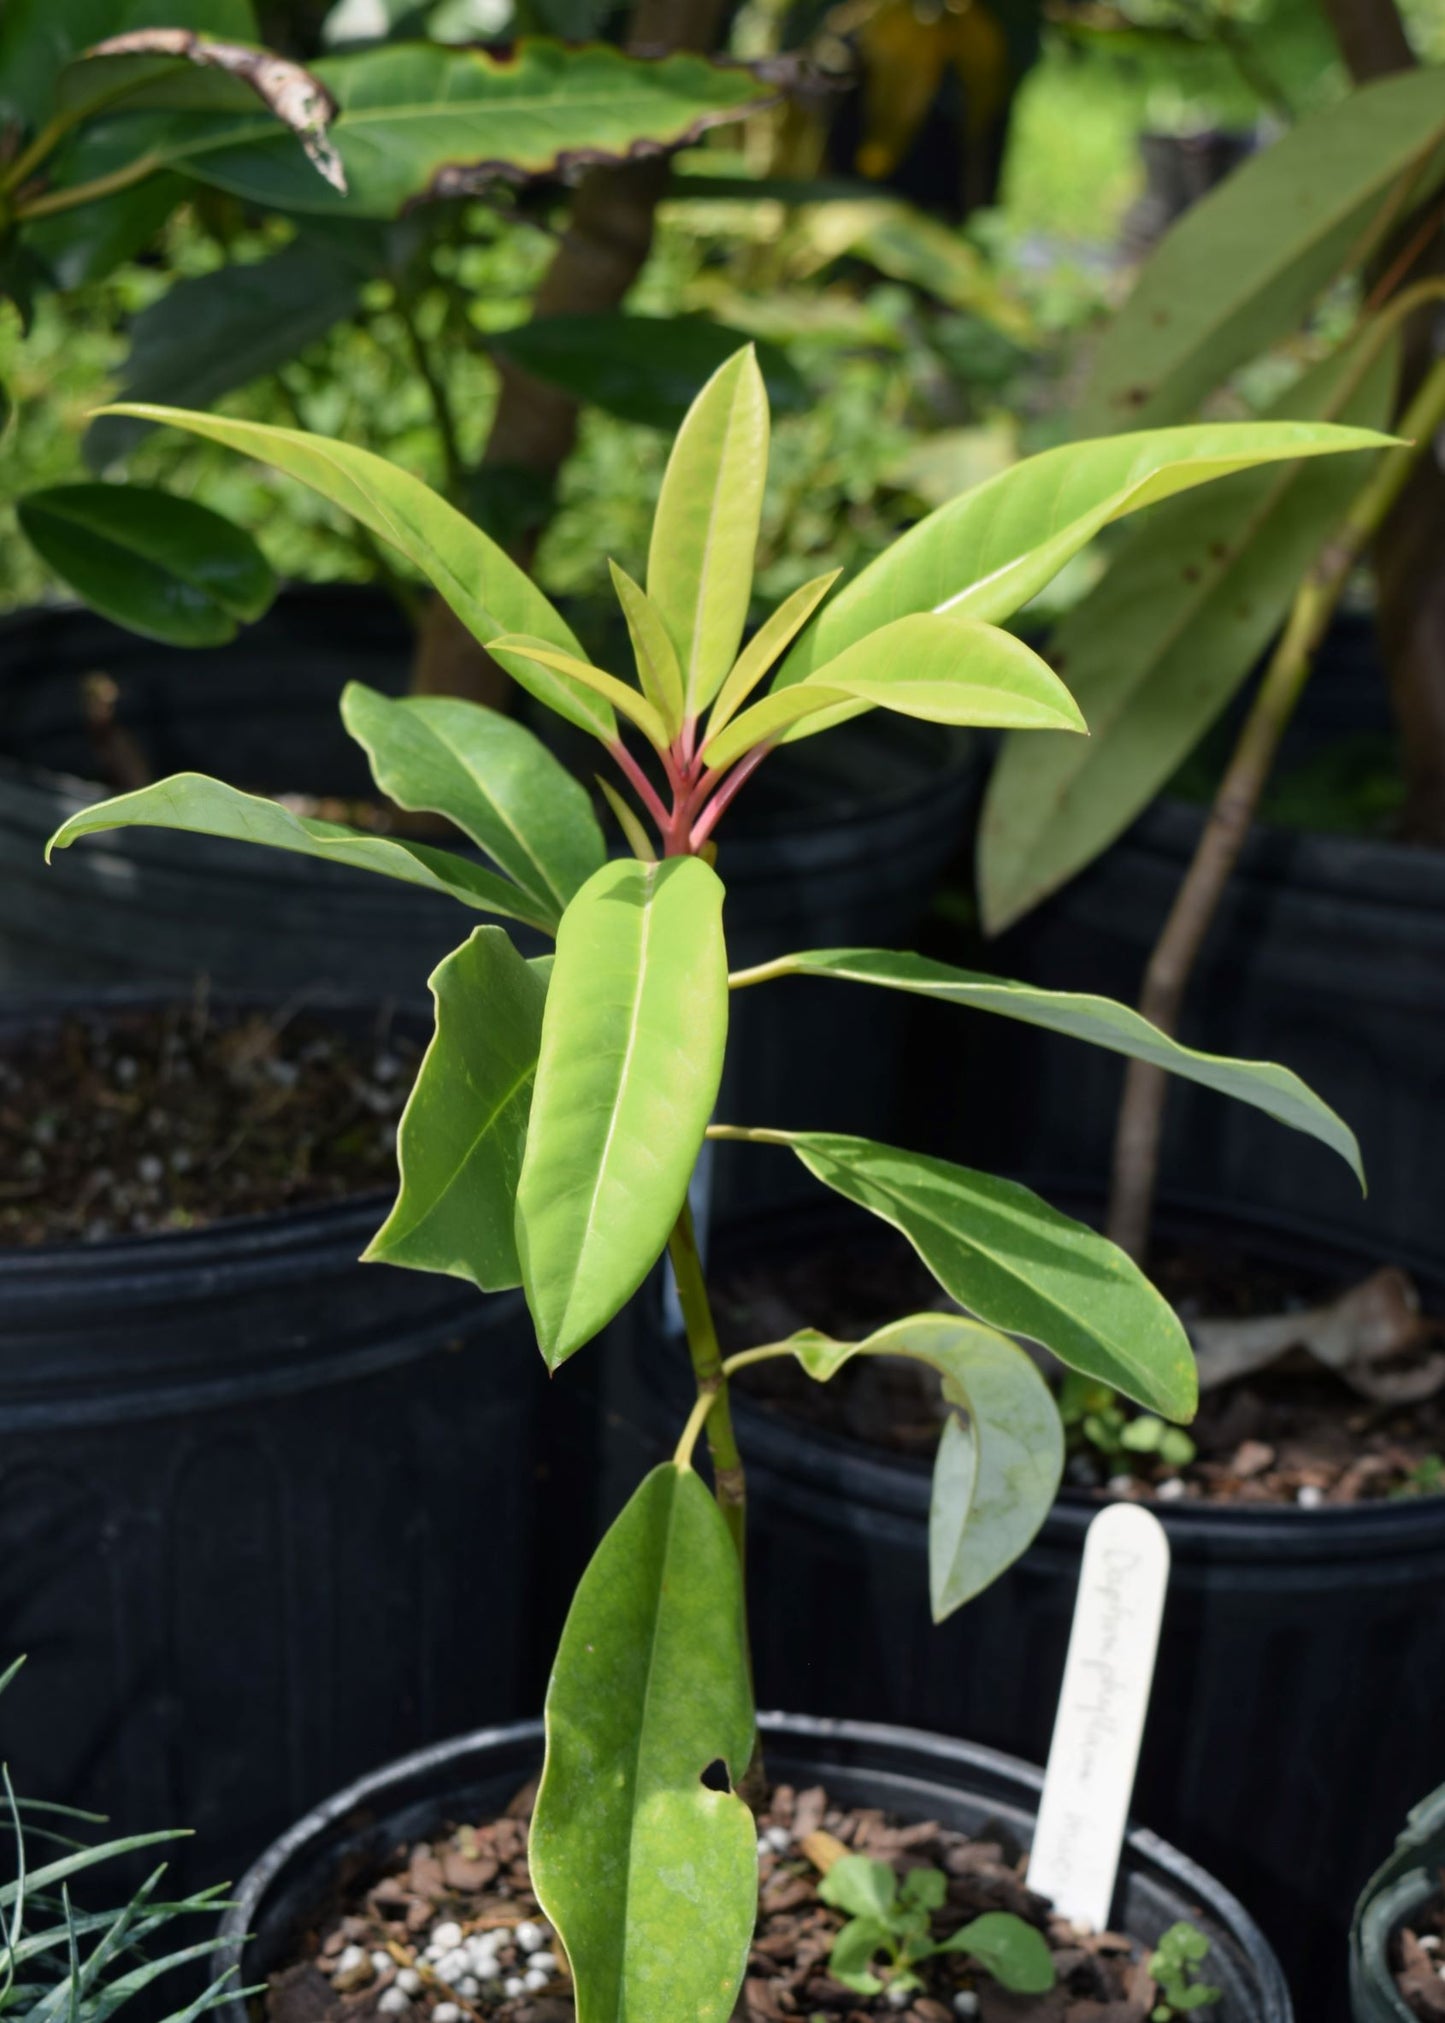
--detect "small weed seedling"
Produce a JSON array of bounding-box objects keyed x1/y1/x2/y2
[
  {"x1": 1059, "y1": 1375, "x2": 1197, "y2": 1476},
  {"x1": 820, "y1": 1854, "x2": 1052, "y2": 1999},
  {"x1": 1148, "y1": 1921, "x2": 1223, "y2": 2019},
  {"x1": 49, "y1": 351, "x2": 1371, "y2": 2022}
]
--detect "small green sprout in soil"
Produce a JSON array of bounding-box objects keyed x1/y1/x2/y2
[
  {"x1": 820, "y1": 1853, "x2": 1054, "y2": 2000},
  {"x1": 1391, "y1": 1454, "x2": 1445, "y2": 1499},
  {"x1": 1060, "y1": 1375, "x2": 1197, "y2": 1473},
  {"x1": 1147, "y1": 1922, "x2": 1222, "y2": 2019}
]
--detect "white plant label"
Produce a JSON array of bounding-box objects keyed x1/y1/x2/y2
[{"x1": 1027, "y1": 1501, "x2": 1170, "y2": 1933}]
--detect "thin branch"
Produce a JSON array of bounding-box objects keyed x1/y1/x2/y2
[
  {"x1": 392, "y1": 292, "x2": 464, "y2": 504},
  {"x1": 690, "y1": 744, "x2": 775, "y2": 849}
]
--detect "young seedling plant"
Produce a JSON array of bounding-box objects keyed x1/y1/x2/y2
[
  {"x1": 48, "y1": 351, "x2": 1375, "y2": 2020},
  {"x1": 818, "y1": 1853, "x2": 1053, "y2": 2002}
]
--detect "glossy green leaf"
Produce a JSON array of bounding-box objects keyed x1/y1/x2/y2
[
  {"x1": 1077, "y1": 69, "x2": 1445, "y2": 432},
  {"x1": 46, "y1": 775, "x2": 555, "y2": 933},
  {"x1": 706, "y1": 568, "x2": 842, "y2": 739},
  {"x1": 772, "y1": 422, "x2": 1394, "y2": 685},
  {"x1": 131, "y1": 42, "x2": 777, "y2": 218},
  {"x1": 826, "y1": 1916, "x2": 890, "y2": 1996},
  {"x1": 817, "y1": 1857, "x2": 898, "y2": 1922},
  {"x1": 732, "y1": 948, "x2": 1363, "y2": 1186},
  {"x1": 25, "y1": 158, "x2": 186, "y2": 291},
  {"x1": 700, "y1": 683, "x2": 852, "y2": 768},
  {"x1": 609, "y1": 561, "x2": 685, "y2": 738},
  {"x1": 86, "y1": 227, "x2": 384, "y2": 466},
  {"x1": 492, "y1": 313, "x2": 806, "y2": 430},
  {"x1": 95, "y1": 404, "x2": 608, "y2": 736},
  {"x1": 516, "y1": 857, "x2": 728, "y2": 1365},
  {"x1": 724, "y1": 1131, "x2": 1196, "y2": 1419},
  {"x1": 784, "y1": 1313, "x2": 1061, "y2": 1620},
  {"x1": 488, "y1": 634, "x2": 669, "y2": 751},
  {"x1": 648, "y1": 346, "x2": 769, "y2": 716},
  {"x1": 16, "y1": 483, "x2": 274, "y2": 648},
  {"x1": 980, "y1": 333, "x2": 1399, "y2": 931},
  {"x1": 531, "y1": 1463, "x2": 756, "y2": 2023},
  {"x1": 937, "y1": 1914, "x2": 1055, "y2": 1993},
  {"x1": 340, "y1": 682, "x2": 605, "y2": 926},
  {"x1": 365, "y1": 928, "x2": 546, "y2": 1292}
]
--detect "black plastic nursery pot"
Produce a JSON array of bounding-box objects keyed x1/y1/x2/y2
[
  {"x1": 0, "y1": 590, "x2": 980, "y2": 1211},
  {"x1": 583, "y1": 1195, "x2": 1445, "y2": 2023},
  {"x1": 1350, "y1": 1782, "x2": 1445, "y2": 2022},
  {"x1": 212, "y1": 1715, "x2": 1292, "y2": 2023},
  {"x1": 0, "y1": 988, "x2": 548, "y2": 1895},
  {"x1": 965, "y1": 618, "x2": 1445, "y2": 1258}
]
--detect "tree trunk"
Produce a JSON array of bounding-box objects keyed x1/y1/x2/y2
[{"x1": 410, "y1": 0, "x2": 732, "y2": 702}]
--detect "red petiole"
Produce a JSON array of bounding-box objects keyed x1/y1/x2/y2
[{"x1": 609, "y1": 723, "x2": 776, "y2": 860}]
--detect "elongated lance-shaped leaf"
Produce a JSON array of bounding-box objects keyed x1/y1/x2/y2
[
  {"x1": 531, "y1": 1464, "x2": 756, "y2": 2023},
  {"x1": 93, "y1": 405, "x2": 609, "y2": 738},
  {"x1": 17, "y1": 484, "x2": 274, "y2": 649},
  {"x1": 516, "y1": 857, "x2": 728, "y2": 1365},
  {"x1": 608, "y1": 561, "x2": 685, "y2": 737},
  {"x1": 365, "y1": 930, "x2": 548, "y2": 1293},
  {"x1": 781, "y1": 1313, "x2": 1062, "y2": 1620},
  {"x1": 715, "y1": 1131, "x2": 1196, "y2": 1419},
  {"x1": 706, "y1": 567, "x2": 841, "y2": 738},
  {"x1": 648, "y1": 345, "x2": 769, "y2": 716},
  {"x1": 729, "y1": 948, "x2": 1364, "y2": 1187},
  {"x1": 488, "y1": 635, "x2": 669, "y2": 750},
  {"x1": 0, "y1": 1835, "x2": 184, "y2": 1914},
  {"x1": 340, "y1": 682, "x2": 604, "y2": 926},
  {"x1": 1077, "y1": 68, "x2": 1445, "y2": 433},
  {"x1": 46, "y1": 776, "x2": 556, "y2": 935},
  {"x1": 771, "y1": 422, "x2": 1394, "y2": 686},
  {"x1": 980, "y1": 330, "x2": 1400, "y2": 932}
]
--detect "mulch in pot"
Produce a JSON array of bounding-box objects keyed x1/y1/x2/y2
[
  {"x1": 0, "y1": 999, "x2": 420, "y2": 1245},
  {"x1": 1395, "y1": 1895, "x2": 1445, "y2": 2020},
  {"x1": 712, "y1": 1228, "x2": 1445, "y2": 1508},
  {"x1": 267, "y1": 1776, "x2": 1191, "y2": 2023}
]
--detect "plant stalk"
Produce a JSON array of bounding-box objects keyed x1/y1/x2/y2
[
  {"x1": 12, "y1": 152, "x2": 162, "y2": 221},
  {"x1": 1107, "y1": 349, "x2": 1445, "y2": 1262},
  {"x1": 666, "y1": 1200, "x2": 748, "y2": 1573}
]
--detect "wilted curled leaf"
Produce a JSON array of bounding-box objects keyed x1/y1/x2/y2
[{"x1": 86, "y1": 30, "x2": 346, "y2": 192}]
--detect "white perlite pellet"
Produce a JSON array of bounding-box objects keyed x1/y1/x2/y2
[
  {"x1": 515, "y1": 1921, "x2": 547, "y2": 1955},
  {"x1": 430, "y1": 1923, "x2": 463, "y2": 1954},
  {"x1": 432, "y1": 2006, "x2": 462, "y2": 2022},
  {"x1": 394, "y1": 1969, "x2": 422, "y2": 1996},
  {"x1": 377, "y1": 1990, "x2": 410, "y2": 2015}
]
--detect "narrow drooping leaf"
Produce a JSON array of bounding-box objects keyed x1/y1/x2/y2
[
  {"x1": 365, "y1": 930, "x2": 548, "y2": 1293},
  {"x1": 150, "y1": 42, "x2": 779, "y2": 218},
  {"x1": 609, "y1": 561, "x2": 685, "y2": 738},
  {"x1": 16, "y1": 483, "x2": 273, "y2": 647},
  {"x1": 516, "y1": 857, "x2": 728, "y2": 1365},
  {"x1": 730, "y1": 948, "x2": 1363, "y2": 1186},
  {"x1": 93, "y1": 404, "x2": 610, "y2": 737},
  {"x1": 720, "y1": 1131, "x2": 1196, "y2": 1418},
  {"x1": 648, "y1": 346, "x2": 769, "y2": 716},
  {"x1": 979, "y1": 332, "x2": 1399, "y2": 930},
  {"x1": 1076, "y1": 69, "x2": 1445, "y2": 432},
  {"x1": 46, "y1": 775, "x2": 555, "y2": 933},
  {"x1": 706, "y1": 568, "x2": 842, "y2": 738},
  {"x1": 531, "y1": 1465, "x2": 756, "y2": 2023},
  {"x1": 341, "y1": 682, "x2": 605, "y2": 925},
  {"x1": 783, "y1": 1313, "x2": 1062, "y2": 1619},
  {"x1": 772, "y1": 422, "x2": 1394, "y2": 684},
  {"x1": 492, "y1": 312, "x2": 805, "y2": 429}
]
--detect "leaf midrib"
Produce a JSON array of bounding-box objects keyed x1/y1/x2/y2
[{"x1": 616, "y1": 1473, "x2": 684, "y2": 2018}]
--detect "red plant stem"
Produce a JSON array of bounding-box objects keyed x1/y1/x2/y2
[
  {"x1": 689, "y1": 743, "x2": 774, "y2": 850},
  {"x1": 608, "y1": 740, "x2": 669, "y2": 832}
]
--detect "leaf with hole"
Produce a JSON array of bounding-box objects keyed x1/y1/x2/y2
[
  {"x1": 46, "y1": 776, "x2": 555, "y2": 935},
  {"x1": 340, "y1": 682, "x2": 605, "y2": 927},
  {"x1": 516, "y1": 857, "x2": 728, "y2": 1365},
  {"x1": 733, "y1": 948, "x2": 1363, "y2": 1187},
  {"x1": 365, "y1": 929, "x2": 547, "y2": 1293},
  {"x1": 531, "y1": 1464, "x2": 755, "y2": 2023},
  {"x1": 17, "y1": 483, "x2": 274, "y2": 648}
]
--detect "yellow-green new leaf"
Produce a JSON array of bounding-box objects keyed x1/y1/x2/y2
[
  {"x1": 365, "y1": 929, "x2": 548, "y2": 1292},
  {"x1": 731, "y1": 948, "x2": 1364, "y2": 1187},
  {"x1": 792, "y1": 614, "x2": 1086, "y2": 738},
  {"x1": 93, "y1": 404, "x2": 612, "y2": 738},
  {"x1": 609, "y1": 560, "x2": 685, "y2": 738},
  {"x1": 701, "y1": 683, "x2": 851, "y2": 769},
  {"x1": 783, "y1": 1313, "x2": 1062, "y2": 1620},
  {"x1": 717, "y1": 1131, "x2": 1196, "y2": 1419},
  {"x1": 532, "y1": 1465, "x2": 756, "y2": 2023},
  {"x1": 516, "y1": 857, "x2": 728, "y2": 1365},
  {"x1": 46, "y1": 774, "x2": 555, "y2": 933},
  {"x1": 706, "y1": 568, "x2": 842, "y2": 739},
  {"x1": 488, "y1": 635, "x2": 670, "y2": 752},
  {"x1": 648, "y1": 345, "x2": 769, "y2": 716},
  {"x1": 341, "y1": 682, "x2": 605, "y2": 927},
  {"x1": 772, "y1": 423, "x2": 1395, "y2": 684}
]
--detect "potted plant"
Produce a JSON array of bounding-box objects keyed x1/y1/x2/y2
[
  {"x1": 45, "y1": 346, "x2": 1375, "y2": 2016},
  {"x1": 1351, "y1": 1778, "x2": 1445, "y2": 2022}
]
